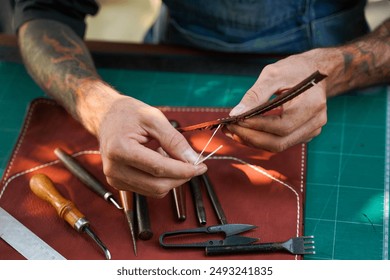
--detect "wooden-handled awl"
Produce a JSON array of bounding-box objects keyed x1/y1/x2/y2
[{"x1": 29, "y1": 173, "x2": 111, "y2": 260}]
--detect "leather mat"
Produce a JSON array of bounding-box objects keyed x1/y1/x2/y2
[{"x1": 0, "y1": 98, "x2": 306, "y2": 260}]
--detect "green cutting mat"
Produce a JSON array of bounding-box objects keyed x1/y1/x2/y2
[{"x1": 0, "y1": 61, "x2": 388, "y2": 260}]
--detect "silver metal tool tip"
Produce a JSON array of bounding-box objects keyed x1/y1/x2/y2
[
  {"x1": 84, "y1": 226, "x2": 112, "y2": 260},
  {"x1": 105, "y1": 249, "x2": 112, "y2": 260},
  {"x1": 109, "y1": 196, "x2": 123, "y2": 210},
  {"x1": 124, "y1": 210, "x2": 138, "y2": 256}
]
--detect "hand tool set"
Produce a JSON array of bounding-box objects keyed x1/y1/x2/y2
[{"x1": 159, "y1": 172, "x2": 316, "y2": 256}]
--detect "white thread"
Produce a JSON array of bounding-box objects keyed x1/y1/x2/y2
[
  {"x1": 160, "y1": 107, "x2": 230, "y2": 113},
  {"x1": 210, "y1": 155, "x2": 302, "y2": 260},
  {"x1": 0, "y1": 99, "x2": 102, "y2": 201},
  {"x1": 194, "y1": 124, "x2": 222, "y2": 165},
  {"x1": 195, "y1": 145, "x2": 223, "y2": 165},
  {"x1": 0, "y1": 150, "x2": 101, "y2": 200},
  {"x1": 300, "y1": 143, "x2": 306, "y2": 193},
  {"x1": 2, "y1": 152, "x2": 301, "y2": 240},
  {"x1": 72, "y1": 150, "x2": 101, "y2": 157},
  {"x1": 2, "y1": 100, "x2": 53, "y2": 185}
]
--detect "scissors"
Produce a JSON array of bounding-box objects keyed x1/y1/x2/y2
[
  {"x1": 177, "y1": 71, "x2": 327, "y2": 132},
  {"x1": 159, "y1": 223, "x2": 258, "y2": 248}
]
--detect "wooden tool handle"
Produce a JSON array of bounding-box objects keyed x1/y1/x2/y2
[
  {"x1": 54, "y1": 148, "x2": 110, "y2": 198},
  {"x1": 135, "y1": 193, "x2": 153, "y2": 240},
  {"x1": 29, "y1": 173, "x2": 86, "y2": 231}
]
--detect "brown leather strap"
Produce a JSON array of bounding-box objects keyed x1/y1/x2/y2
[{"x1": 178, "y1": 71, "x2": 327, "y2": 132}]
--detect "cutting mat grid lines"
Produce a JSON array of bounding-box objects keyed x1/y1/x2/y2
[
  {"x1": 305, "y1": 86, "x2": 388, "y2": 260},
  {"x1": 0, "y1": 62, "x2": 388, "y2": 260}
]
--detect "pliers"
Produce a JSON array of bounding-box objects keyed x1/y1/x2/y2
[{"x1": 159, "y1": 223, "x2": 258, "y2": 248}]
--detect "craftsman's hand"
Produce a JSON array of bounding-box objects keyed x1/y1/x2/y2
[
  {"x1": 224, "y1": 51, "x2": 328, "y2": 152},
  {"x1": 97, "y1": 95, "x2": 207, "y2": 198}
]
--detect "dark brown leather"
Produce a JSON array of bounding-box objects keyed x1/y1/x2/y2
[
  {"x1": 0, "y1": 98, "x2": 307, "y2": 260},
  {"x1": 177, "y1": 71, "x2": 327, "y2": 132}
]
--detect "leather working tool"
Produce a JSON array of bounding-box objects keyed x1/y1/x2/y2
[
  {"x1": 169, "y1": 120, "x2": 187, "y2": 221},
  {"x1": 189, "y1": 176, "x2": 207, "y2": 225},
  {"x1": 134, "y1": 193, "x2": 153, "y2": 240},
  {"x1": 200, "y1": 173, "x2": 227, "y2": 225},
  {"x1": 159, "y1": 223, "x2": 258, "y2": 248},
  {"x1": 0, "y1": 207, "x2": 66, "y2": 260},
  {"x1": 172, "y1": 184, "x2": 186, "y2": 221},
  {"x1": 54, "y1": 147, "x2": 122, "y2": 210},
  {"x1": 205, "y1": 236, "x2": 316, "y2": 256},
  {"x1": 29, "y1": 174, "x2": 111, "y2": 259},
  {"x1": 119, "y1": 190, "x2": 137, "y2": 256},
  {"x1": 177, "y1": 71, "x2": 327, "y2": 132}
]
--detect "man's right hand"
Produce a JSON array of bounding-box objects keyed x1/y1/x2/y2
[{"x1": 96, "y1": 93, "x2": 207, "y2": 198}]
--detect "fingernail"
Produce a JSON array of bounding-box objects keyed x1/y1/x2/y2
[
  {"x1": 182, "y1": 148, "x2": 200, "y2": 164},
  {"x1": 230, "y1": 104, "x2": 246, "y2": 116},
  {"x1": 224, "y1": 130, "x2": 233, "y2": 139},
  {"x1": 157, "y1": 147, "x2": 169, "y2": 157},
  {"x1": 194, "y1": 164, "x2": 208, "y2": 175}
]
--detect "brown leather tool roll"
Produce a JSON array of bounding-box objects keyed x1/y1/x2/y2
[{"x1": 0, "y1": 98, "x2": 306, "y2": 260}]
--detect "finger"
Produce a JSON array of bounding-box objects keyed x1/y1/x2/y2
[
  {"x1": 236, "y1": 108, "x2": 324, "y2": 137},
  {"x1": 225, "y1": 116, "x2": 324, "y2": 152},
  {"x1": 157, "y1": 146, "x2": 169, "y2": 157},
  {"x1": 105, "y1": 139, "x2": 207, "y2": 180},
  {"x1": 235, "y1": 89, "x2": 326, "y2": 136},
  {"x1": 105, "y1": 162, "x2": 191, "y2": 198},
  {"x1": 229, "y1": 65, "x2": 297, "y2": 116},
  {"x1": 144, "y1": 109, "x2": 204, "y2": 164}
]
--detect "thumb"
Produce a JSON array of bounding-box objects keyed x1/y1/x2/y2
[
  {"x1": 230, "y1": 88, "x2": 270, "y2": 116},
  {"x1": 150, "y1": 119, "x2": 201, "y2": 164}
]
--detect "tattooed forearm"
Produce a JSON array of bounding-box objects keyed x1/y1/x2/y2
[
  {"x1": 18, "y1": 19, "x2": 100, "y2": 120},
  {"x1": 327, "y1": 19, "x2": 390, "y2": 96}
]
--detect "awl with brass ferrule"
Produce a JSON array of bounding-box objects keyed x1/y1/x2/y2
[
  {"x1": 54, "y1": 148, "x2": 122, "y2": 210},
  {"x1": 29, "y1": 173, "x2": 111, "y2": 260},
  {"x1": 119, "y1": 190, "x2": 137, "y2": 256}
]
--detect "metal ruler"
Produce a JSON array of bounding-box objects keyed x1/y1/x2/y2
[
  {"x1": 384, "y1": 86, "x2": 390, "y2": 260},
  {"x1": 0, "y1": 207, "x2": 66, "y2": 260}
]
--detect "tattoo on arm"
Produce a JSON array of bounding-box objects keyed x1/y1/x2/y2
[
  {"x1": 338, "y1": 19, "x2": 390, "y2": 92},
  {"x1": 342, "y1": 52, "x2": 354, "y2": 73},
  {"x1": 18, "y1": 19, "x2": 99, "y2": 119}
]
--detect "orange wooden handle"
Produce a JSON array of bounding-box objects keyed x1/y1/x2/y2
[{"x1": 29, "y1": 173, "x2": 85, "y2": 229}]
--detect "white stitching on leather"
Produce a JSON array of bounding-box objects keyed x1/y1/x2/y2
[{"x1": 0, "y1": 150, "x2": 101, "y2": 200}]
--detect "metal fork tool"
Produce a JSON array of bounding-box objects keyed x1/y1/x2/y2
[{"x1": 205, "y1": 236, "x2": 315, "y2": 256}]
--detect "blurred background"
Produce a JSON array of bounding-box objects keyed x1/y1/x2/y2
[
  {"x1": 85, "y1": 0, "x2": 389, "y2": 43},
  {"x1": 0, "y1": 0, "x2": 389, "y2": 42}
]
